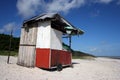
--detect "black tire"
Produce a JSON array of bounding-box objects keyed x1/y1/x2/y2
[
  {"x1": 57, "y1": 64, "x2": 62, "y2": 71},
  {"x1": 70, "y1": 64, "x2": 74, "y2": 68}
]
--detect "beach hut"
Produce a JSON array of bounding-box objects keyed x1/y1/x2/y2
[{"x1": 17, "y1": 13, "x2": 84, "y2": 70}]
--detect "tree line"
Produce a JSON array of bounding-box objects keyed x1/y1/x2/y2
[
  {"x1": 0, "y1": 34, "x2": 20, "y2": 51},
  {"x1": 0, "y1": 34, "x2": 95, "y2": 57}
]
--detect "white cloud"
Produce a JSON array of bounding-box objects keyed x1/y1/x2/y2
[
  {"x1": 16, "y1": 0, "x2": 85, "y2": 18},
  {"x1": 46, "y1": 0, "x2": 85, "y2": 13},
  {"x1": 93, "y1": 0, "x2": 112, "y2": 4},
  {"x1": 17, "y1": 0, "x2": 43, "y2": 18},
  {"x1": 89, "y1": 47, "x2": 101, "y2": 52},
  {"x1": 90, "y1": 48, "x2": 97, "y2": 52},
  {"x1": 0, "y1": 22, "x2": 17, "y2": 33},
  {"x1": 90, "y1": 9, "x2": 100, "y2": 17},
  {"x1": 16, "y1": 0, "x2": 114, "y2": 18},
  {"x1": 117, "y1": 0, "x2": 120, "y2": 5},
  {"x1": 0, "y1": 29, "x2": 4, "y2": 33},
  {"x1": 88, "y1": 42, "x2": 120, "y2": 56}
]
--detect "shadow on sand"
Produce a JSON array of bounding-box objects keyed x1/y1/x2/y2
[{"x1": 39, "y1": 62, "x2": 79, "y2": 72}]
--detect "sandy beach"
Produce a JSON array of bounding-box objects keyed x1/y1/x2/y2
[{"x1": 0, "y1": 55, "x2": 120, "y2": 80}]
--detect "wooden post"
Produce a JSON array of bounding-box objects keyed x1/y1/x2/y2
[
  {"x1": 69, "y1": 35, "x2": 73, "y2": 68},
  {"x1": 7, "y1": 29, "x2": 13, "y2": 64},
  {"x1": 69, "y1": 35, "x2": 71, "y2": 49}
]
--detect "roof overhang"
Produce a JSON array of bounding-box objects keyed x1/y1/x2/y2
[{"x1": 23, "y1": 13, "x2": 84, "y2": 35}]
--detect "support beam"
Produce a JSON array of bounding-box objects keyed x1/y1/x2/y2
[{"x1": 69, "y1": 35, "x2": 72, "y2": 52}]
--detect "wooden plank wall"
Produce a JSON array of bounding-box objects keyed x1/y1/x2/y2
[
  {"x1": 17, "y1": 23, "x2": 38, "y2": 67},
  {"x1": 20, "y1": 24, "x2": 38, "y2": 45}
]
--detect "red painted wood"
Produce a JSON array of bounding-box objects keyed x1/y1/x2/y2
[
  {"x1": 36, "y1": 48, "x2": 50, "y2": 68},
  {"x1": 36, "y1": 48, "x2": 72, "y2": 69},
  {"x1": 51, "y1": 49, "x2": 71, "y2": 67}
]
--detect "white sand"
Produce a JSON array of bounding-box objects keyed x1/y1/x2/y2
[{"x1": 0, "y1": 56, "x2": 120, "y2": 80}]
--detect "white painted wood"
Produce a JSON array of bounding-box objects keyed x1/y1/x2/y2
[
  {"x1": 18, "y1": 20, "x2": 63, "y2": 67},
  {"x1": 36, "y1": 21, "x2": 51, "y2": 48},
  {"x1": 51, "y1": 28, "x2": 62, "y2": 50},
  {"x1": 36, "y1": 21, "x2": 62, "y2": 50}
]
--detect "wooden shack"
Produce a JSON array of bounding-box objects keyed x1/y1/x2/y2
[{"x1": 17, "y1": 13, "x2": 84, "y2": 69}]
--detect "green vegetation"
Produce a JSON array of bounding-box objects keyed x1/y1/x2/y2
[
  {"x1": 0, "y1": 33, "x2": 95, "y2": 59},
  {"x1": 72, "y1": 56, "x2": 95, "y2": 59},
  {"x1": 0, "y1": 34, "x2": 19, "y2": 51},
  {"x1": 0, "y1": 34, "x2": 19, "y2": 56},
  {"x1": 63, "y1": 43, "x2": 95, "y2": 59},
  {"x1": 0, "y1": 50, "x2": 18, "y2": 56}
]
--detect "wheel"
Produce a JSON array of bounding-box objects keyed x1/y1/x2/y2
[
  {"x1": 57, "y1": 64, "x2": 62, "y2": 71},
  {"x1": 70, "y1": 64, "x2": 74, "y2": 68}
]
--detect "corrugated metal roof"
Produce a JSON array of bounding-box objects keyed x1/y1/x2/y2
[
  {"x1": 36, "y1": 13, "x2": 56, "y2": 20},
  {"x1": 24, "y1": 13, "x2": 58, "y2": 23},
  {"x1": 24, "y1": 13, "x2": 84, "y2": 35}
]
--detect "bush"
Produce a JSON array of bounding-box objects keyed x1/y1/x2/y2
[{"x1": 0, "y1": 50, "x2": 18, "y2": 56}]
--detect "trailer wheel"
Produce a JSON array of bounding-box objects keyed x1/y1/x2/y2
[
  {"x1": 57, "y1": 64, "x2": 62, "y2": 71},
  {"x1": 70, "y1": 64, "x2": 74, "y2": 68}
]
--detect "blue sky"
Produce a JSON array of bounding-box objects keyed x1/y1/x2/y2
[{"x1": 0, "y1": 0, "x2": 120, "y2": 56}]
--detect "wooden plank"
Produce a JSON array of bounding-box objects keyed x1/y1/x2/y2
[
  {"x1": 17, "y1": 46, "x2": 36, "y2": 67},
  {"x1": 17, "y1": 45, "x2": 24, "y2": 66},
  {"x1": 20, "y1": 23, "x2": 38, "y2": 45},
  {"x1": 18, "y1": 23, "x2": 38, "y2": 67}
]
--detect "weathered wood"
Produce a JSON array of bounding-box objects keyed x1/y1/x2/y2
[
  {"x1": 17, "y1": 46, "x2": 36, "y2": 67},
  {"x1": 20, "y1": 26, "x2": 38, "y2": 45},
  {"x1": 17, "y1": 23, "x2": 38, "y2": 67}
]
